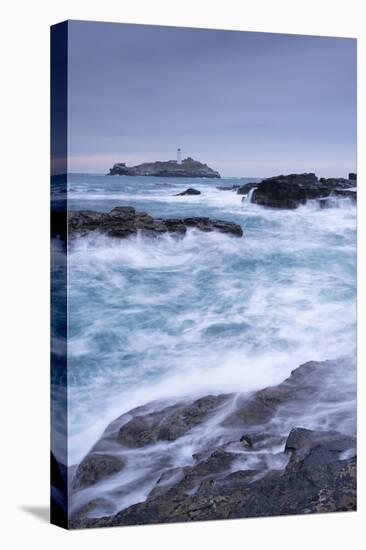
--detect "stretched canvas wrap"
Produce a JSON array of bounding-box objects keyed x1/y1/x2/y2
[{"x1": 50, "y1": 20, "x2": 357, "y2": 529}]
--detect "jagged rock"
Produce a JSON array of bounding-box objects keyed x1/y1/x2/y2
[
  {"x1": 223, "y1": 358, "x2": 353, "y2": 429},
  {"x1": 118, "y1": 394, "x2": 231, "y2": 448},
  {"x1": 148, "y1": 449, "x2": 236, "y2": 500},
  {"x1": 174, "y1": 188, "x2": 201, "y2": 196},
  {"x1": 238, "y1": 432, "x2": 286, "y2": 450},
  {"x1": 71, "y1": 429, "x2": 355, "y2": 528},
  {"x1": 316, "y1": 189, "x2": 357, "y2": 208},
  {"x1": 71, "y1": 454, "x2": 126, "y2": 490},
  {"x1": 69, "y1": 358, "x2": 356, "y2": 528},
  {"x1": 254, "y1": 173, "x2": 315, "y2": 208},
  {"x1": 67, "y1": 207, "x2": 243, "y2": 238},
  {"x1": 253, "y1": 173, "x2": 356, "y2": 209},
  {"x1": 319, "y1": 177, "x2": 356, "y2": 188},
  {"x1": 107, "y1": 157, "x2": 221, "y2": 178},
  {"x1": 236, "y1": 182, "x2": 259, "y2": 195},
  {"x1": 333, "y1": 189, "x2": 357, "y2": 201}
]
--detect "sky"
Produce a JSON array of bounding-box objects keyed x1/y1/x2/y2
[{"x1": 67, "y1": 20, "x2": 356, "y2": 178}]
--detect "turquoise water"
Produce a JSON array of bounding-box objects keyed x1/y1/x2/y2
[{"x1": 66, "y1": 174, "x2": 356, "y2": 467}]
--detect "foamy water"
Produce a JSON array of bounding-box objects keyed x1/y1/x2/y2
[
  {"x1": 52, "y1": 173, "x2": 355, "y2": 518},
  {"x1": 63, "y1": 174, "x2": 356, "y2": 475}
]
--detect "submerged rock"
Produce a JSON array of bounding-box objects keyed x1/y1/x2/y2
[
  {"x1": 67, "y1": 207, "x2": 243, "y2": 238},
  {"x1": 107, "y1": 157, "x2": 221, "y2": 178},
  {"x1": 174, "y1": 188, "x2": 201, "y2": 196},
  {"x1": 216, "y1": 185, "x2": 241, "y2": 191}
]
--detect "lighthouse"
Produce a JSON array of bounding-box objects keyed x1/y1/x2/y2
[{"x1": 177, "y1": 148, "x2": 182, "y2": 165}]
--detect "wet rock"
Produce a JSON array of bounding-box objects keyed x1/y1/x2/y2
[
  {"x1": 210, "y1": 220, "x2": 244, "y2": 237},
  {"x1": 149, "y1": 449, "x2": 235, "y2": 500},
  {"x1": 72, "y1": 453, "x2": 126, "y2": 490},
  {"x1": 118, "y1": 394, "x2": 232, "y2": 448},
  {"x1": 236, "y1": 182, "x2": 259, "y2": 195},
  {"x1": 183, "y1": 217, "x2": 243, "y2": 237},
  {"x1": 285, "y1": 427, "x2": 355, "y2": 455},
  {"x1": 332, "y1": 189, "x2": 357, "y2": 201},
  {"x1": 223, "y1": 359, "x2": 350, "y2": 429},
  {"x1": 149, "y1": 467, "x2": 187, "y2": 499},
  {"x1": 253, "y1": 173, "x2": 356, "y2": 209},
  {"x1": 254, "y1": 174, "x2": 314, "y2": 208},
  {"x1": 68, "y1": 207, "x2": 243, "y2": 239},
  {"x1": 319, "y1": 177, "x2": 356, "y2": 188},
  {"x1": 285, "y1": 428, "x2": 356, "y2": 473},
  {"x1": 174, "y1": 188, "x2": 201, "y2": 196},
  {"x1": 198, "y1": 469, "x2": 260, "y2": 493},
  {"x1": 283, "y1": 428, "x2": 356, "y2": 503},
  {"x1": 238, "y1": 432, "x2": 286, "y2": 451},
  {"x1": 69, "y1": 359, "x2": 356, "y2": 528},
  {"x1": 73, "y1": 429, "x2": 355, "y2": 528}
]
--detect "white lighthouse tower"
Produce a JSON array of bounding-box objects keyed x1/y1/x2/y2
[{"x1": 177, "y1": 147, "x2": 182, "y2": 165}]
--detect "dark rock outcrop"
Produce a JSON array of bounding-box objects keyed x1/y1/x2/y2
[
  {"x1": 236, "y1": 182, "x2": 259, "y2": 195},
  {"x1": 252, "y1": 173, "x2": 357, "y2": 209},
  {"x1": 69, "y1": 358, "x2": 356, "y2": 528},
  {"x1": 318, "y1": 177, "x2": 354, "y2": 188},
  {"x1": 174, "y1": 188, "x2": 201, "y2": 196},
  {"x1": 317, "y1": 188, "x2": 357, "y2": 208},
  {"x1": 72, "y1": 429, "x2": 356, "y2": 528},
  {"x1": 117, "y1": 394, "x2": 231, "y2": 448},
  {"x1": 68, "y1": 207, "x2": 243, "y2": 238},
  {"x1": 222, "y1": 358, "x2": 343, "y2": 428},
  {"x1": 108, "y1": 157, "x2": 220, "y2": 178},
  {"x1": 72, "y1": 454, "x2": 126, "y2": 491},
  {"x1": 254, "y1": 173, "x2": 316, "y2": 209}
]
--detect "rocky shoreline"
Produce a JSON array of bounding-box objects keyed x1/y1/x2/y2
[
  {"x1": 69, "y1": 358, "x2": 356, "y2": 528},
  {"x1": 67, "y1": 207, "x2": 243, "y2": 238},
  {"x1": 108, "y1": 157, "x2": 221, "y2": 178}
]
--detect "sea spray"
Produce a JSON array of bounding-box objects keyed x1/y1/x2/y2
[
  {"x1": 242, "y1": 186, "x2": 258, "y2": 203},
  {"x1": 65, "y1": 174, "x2": 356, "y2": 473}
]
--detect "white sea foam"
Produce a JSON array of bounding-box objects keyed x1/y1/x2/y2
[
  {"x1": 59, "y1": 175, "x2": 357, "y2": 516},
  {"x1": 66, "y1": 204, "x2": 355, "y2": 458}
]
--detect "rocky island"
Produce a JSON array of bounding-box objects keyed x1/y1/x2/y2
[{"x1": 107, "y1": 157, "x2": 221, "y2": 178}]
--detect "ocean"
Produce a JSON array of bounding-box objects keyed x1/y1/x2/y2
[{"x1": 61, "y1": 173, "x2": 356, "y2": 516}]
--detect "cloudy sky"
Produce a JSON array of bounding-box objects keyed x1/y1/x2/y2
[{"x1": 67, "y1": 20, "x2": 356, "y2": 177}]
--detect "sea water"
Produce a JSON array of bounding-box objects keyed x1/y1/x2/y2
[{"x1": 64, "y1": 174, "x2": 356, "y2": 478}]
